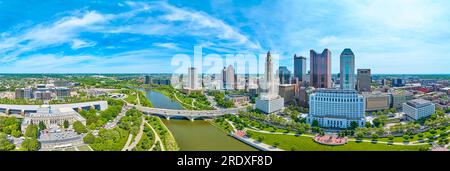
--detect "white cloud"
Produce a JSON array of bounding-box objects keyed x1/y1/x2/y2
[
  {"x1": 11, "y1": 54, "x2": 97, "y2": 69},
  {"x1": 153, "y1": 43, "x2": 179, "y2": 50},
  {"x1": 0, "y1": 1, "x2": 260, "y2": 64},
  {"x1": 1, "y1": 49, "x2": 175, "y2": 73},
  {"x1": 243, "y1": 0, "x2": 450, "y2": 74},
  {"x1": 71, "y1": 39, "x2": 97, "y2": 49},
  {"x1": 0, "y1": 11, "x2": 107, "y2": 62},
  {"x1": 318, "y1": 36, "x2": 338, "y2": 46},
  {"x1": 344, "y1": 0, "x2": 450, "y2": 31}
]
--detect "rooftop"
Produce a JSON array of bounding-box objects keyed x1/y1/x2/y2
[{"x1": 406, "y1": 99, "x2": 433, "y2": 108}]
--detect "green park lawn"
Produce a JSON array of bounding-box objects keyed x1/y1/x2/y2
[
  {"x1": 249, "y1": 131, "x2": 428, "y2": 151},
  {"x1": 363, "y1": 125, "x2": 450, "y2": 143},
  {"x1": 77, "y1": 145, "x2": 93, "y2": 151}
]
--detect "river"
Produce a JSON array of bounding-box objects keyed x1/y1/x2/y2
[{"x1": 145, "y1": 90, "x2": 257, "y2": 151}]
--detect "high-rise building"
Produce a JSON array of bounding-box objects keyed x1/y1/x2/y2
[
  {"x1": 278, "y1": 66, "x2": 291, "y2": 84},
  {"x1": 278, "y1": 84, "x2": 295, "y2": 104},
  {"x1": 256, "y1": 51, "x2": 284, "y2": 114},
  {"x1": 222, "y1": 67, "x2": 227, "y2": 89},
  {"x1": 357, "y1": 69, "x2": 371, "y2": 92},
  {"x1": 310, "y1": 49, "x2": 332, "y2": 88},
  {"x1": 224, "y1": 65, "x2": 236, "y2": 90},
  {"x1": 340, "y1": 48, "x2": 355, "y2": 90},
  {"x1": 144, "y1": 75, "x2": 151, "y2": 84},
  {"x1": 245, "y1": 72, "x2": 250, "y2": 91},
  {"x1": 307, "y1": 89, "x2": 366, "y2": 128},
  {"x1": 294, "y1": 55, "x2": 307, "y2": 83},
  {"x1": 403, "y1": 99, "x2": 435, "y2": 121},
  {"x1": 188, "y1": 67, "x2": 199, "y2": 90}
]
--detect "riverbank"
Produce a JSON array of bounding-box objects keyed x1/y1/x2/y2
[
  {"x1": 150, "y1": 85, "x2": 213, "y2": 110},
  {"x1": 248, "y1": 130, "x2": 428, "y2": 151},
  {"x1": 146, "y1": 116, "x2": 180, "y2": 151},
  {"x1": 230, "y1": 134, "x2": 283, "y2": 151}
]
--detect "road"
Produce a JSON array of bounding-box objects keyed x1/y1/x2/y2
[
  {"x1": 206, "y1": 95, "x2": 219, "y2": 109},
  {"x1": 103, "y1": 105, "x2": 130, "y2": 130}
]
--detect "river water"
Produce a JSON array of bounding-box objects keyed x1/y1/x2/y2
[{"x1": 145, "y1": 90, "x2": 257, "y2": 151}]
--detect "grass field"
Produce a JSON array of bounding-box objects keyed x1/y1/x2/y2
[
  {"x1": 362, "y1": 125, "x2": 450, "y2": 143},
  {"x1": 249, "y1": 131, "x2": 428, "y2": 151},
  {"x1": 77, "y1": 145, "x2": 93, "y2": 151}
]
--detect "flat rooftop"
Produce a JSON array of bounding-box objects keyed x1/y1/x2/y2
[{"x1": 407, "y1": 99, "x2": 432, "y2": 107}]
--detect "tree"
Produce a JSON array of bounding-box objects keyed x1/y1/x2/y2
[
  {"x1": 297, "y1": 127, "x2": 306, "y2": 134},
  {"x1": 387, "y1": 135, "x2": 394, "y2": 142},
  {"x1": 312, "y1": 120, "x2": 319, "y2": 127},
  {"x1": 390, "y1": 108, "x2": 397, "y2": 114},
  {"x1": 373, "y1": 117, "x2": 386, "y2": 128},
  {"x1": 402, "y1": 135, "x2": 410, "y2": 142},
  {"x1": 63, "y1": 120, "x2": 69, "y2": 129},
  {"x1": 83, "y1": 132, "x2": 96, "y2": 144},
  {"x1": 417, "y1": 133, "x2": 424, "y2": 139},
  {"x1": 0, "y1": 133, "x2": 16, "y2": 151},
  {"x1": 88, "y1": 123, "x2": 97, "y2": 130},
  {"x1": 371, "y1": 133, "x2": 379, "y2": 140},
  {"x1": 38, "y1": 121, "x2": 46, "y2": 131},
  {"x1": 73, "y1": 121, "x2": 88, "y2": 134},
  {"x1": 246, "y1": 132, "x2": 253, "y2": 138},
  {"x1": 25, "y1": 124, "x2": 39, "y2": 138},
  {"x1": 350, "y1": 121, "x2": 358, "y2": 130},
  {"x1": 257, "y1": 136, "x2": 265, "y2": 142},
  {"x1": 356, "y1": 132, "x2": 364, "y2": 140},
  {"x1": 21, "y1": 138, "x2": 40, "y2": 151},
  {"x1": 418, "y1": 146, "x2": 429, "y2": 151},
  {"x1": 273, "y1": 141, "x2": 280, "y2": 148},
  {"x1": 365, "y1": 122, "x2": 372, "y2": 128},
  {"x1": 11, "y1": 130, "x2": 21, "y2": 138}
]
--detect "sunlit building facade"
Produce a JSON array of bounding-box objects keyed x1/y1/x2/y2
[{"x1": 307, "y1": 89, "x2": 365, "y2": 128}]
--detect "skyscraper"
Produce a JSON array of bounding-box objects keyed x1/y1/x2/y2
[
  {"x1": 188, "y1": 67, "x2": 199, "y2": 90},
  {"x1": 278, "y1": 66, "x2": 291, "y2": 84},
  {"x1": 310, "y1": 49, "x2": 332, "y2": 88},
  {"x1": 225, "y1": 65, "x2": 236, "y2": 90},
  {"x1": 357, "y1": 69, "x2": 371, "y2": 92},
  {"x1": 256, "y1": 51, "x2": 284, "y2": 114},
  {"x1": 340, "y1": 48, "x2": 355, "y2": 90},
  {"x1": 222, "y1": 67, "x2": 227, "y2": 89},
  {"x1": 294, "y1": 54, "x2": 307, "y2": 83},
  {"x1": 144, "y1": 75, "x2": 151, "y2": 84}
]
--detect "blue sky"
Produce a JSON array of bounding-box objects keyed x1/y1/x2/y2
[{"x1": 0, "y1": 0, "x2": 449, "y2": 74}]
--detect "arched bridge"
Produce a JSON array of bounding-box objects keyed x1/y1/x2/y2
[{"x1": 135, "y1": 106, "x2": 250, "y2": 121}]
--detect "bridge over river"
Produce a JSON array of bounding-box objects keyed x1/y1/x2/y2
[{"x1": 134, "y1": 105, "x2": 251, "y2": 121}]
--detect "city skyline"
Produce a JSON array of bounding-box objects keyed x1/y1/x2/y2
[{"x1": 1, "y1": 0, "x2": 450, "y2": 74}]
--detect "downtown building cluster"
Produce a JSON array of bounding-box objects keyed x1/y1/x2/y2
[
  {"x1": 142, "y1": 47, "x2": 444, "y2": 130},
  {"x1": 304, "y1": 48, "x2": 367, "y2": 128}
]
